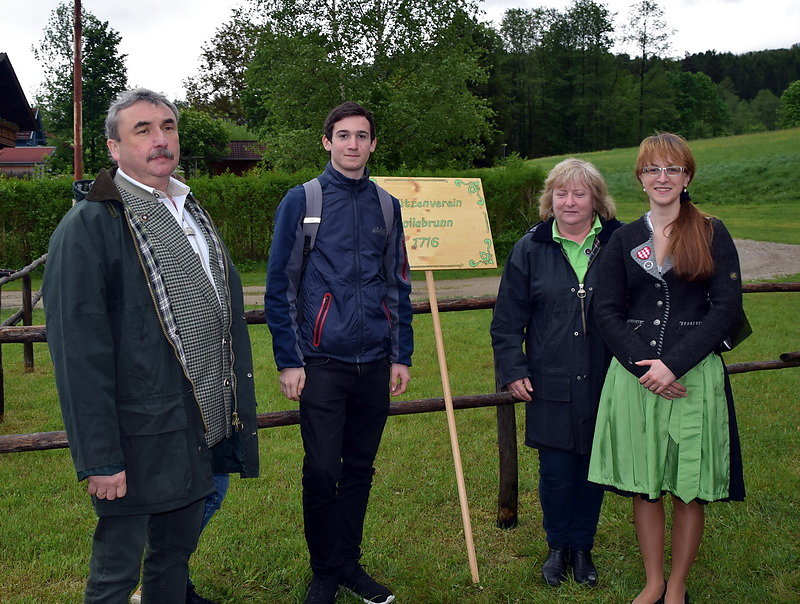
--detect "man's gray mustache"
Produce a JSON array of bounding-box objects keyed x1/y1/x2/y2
[{"x1": 147, "y1": 149, "x2": 175, "y2": 161}]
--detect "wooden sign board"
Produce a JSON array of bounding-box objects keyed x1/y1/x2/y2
[{"x1": 372, "y1": 177, "x2": 496, "y2": 271}]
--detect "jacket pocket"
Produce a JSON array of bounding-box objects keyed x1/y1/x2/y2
[
  {"x1": 312, "y1": 293, "x2": 333, "y2": 347},
  {"x1": 116, "y1": 394, "x2": 192, "y2": 505},
  {"x1": 532, "y1": 372, "x2": 571, "y2": 402}
]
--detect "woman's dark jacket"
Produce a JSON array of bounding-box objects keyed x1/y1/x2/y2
[
  {"x1": 44, "y1": 169, "x2": 259, "y2": 516},
  {"x1": 491, "y1": 217, "x2": 623, "y2": 454},
  {"x1": 592, "y1": 215, "x2": 745, "y2": 500}
]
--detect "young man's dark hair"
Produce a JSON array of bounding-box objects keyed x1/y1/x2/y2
[{"x1": 323, "y1": 101, "x2": 377, "y2": 142}]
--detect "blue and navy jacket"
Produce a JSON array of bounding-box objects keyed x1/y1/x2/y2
[{"x1": 265, "y1": 163, "x2": 413, "y2": 369}]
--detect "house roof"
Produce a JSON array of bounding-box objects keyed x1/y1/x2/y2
[
  {"x1": 0, "y1": 146, "x2": 56, "y2": 164},
  {"x1": 0, "y1": 54, "x2": 37, "y2": 131},
  {"x1": 225, "y1": 140, "x2": 266, "y2": 161}
]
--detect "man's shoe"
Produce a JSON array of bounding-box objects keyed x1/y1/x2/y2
[
  {"x1": 186, "y1": 584, "x2": 220, "y2": 604},
  {"x1": 541, "y1": 547, "x2": 569, "y2": 587},
  {"x1": 340, "y1": 562, "x2": 395, "y2": 604},
  {"x1": 304, "y1": 573, "x2": 340, "y2": 604},
  {"x1": 571, "y1": 549, "x2": 598, "y2": 587}
]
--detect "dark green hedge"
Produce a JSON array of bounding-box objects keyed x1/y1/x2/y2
[
  {"x1": 0, "y1": 177, "x2": 74, "y2": 267},
  {"x1": 0, "y1": 163, "x2": 544, "y2": 267}
]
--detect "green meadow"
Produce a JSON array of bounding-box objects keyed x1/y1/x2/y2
[
  {"x1": 526, "y1": 128, "x2": 800, "y2": 245},
  {"x1": 0, "y1": 129, "x2": 798, "y2": 602}
]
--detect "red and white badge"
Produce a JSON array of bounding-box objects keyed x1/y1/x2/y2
[{"x1": 637, "y1": 246, "x2": 652, "y2": 260}]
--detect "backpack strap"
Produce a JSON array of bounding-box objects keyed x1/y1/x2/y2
[
  {"x1": 302, "y1": 177, "x2": 323, "y2": 257},
  {"x1": 375, "y1": 184, "x2": 394, "y2": 244},
  {"x1": 303, "y1": 178, "x2": 394, "y2": 255}
]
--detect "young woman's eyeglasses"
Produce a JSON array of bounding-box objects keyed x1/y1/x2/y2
[{"x1": 641, "y1": 166, "x2": 686, "y2": 176}]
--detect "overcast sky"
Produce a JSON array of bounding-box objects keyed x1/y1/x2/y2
[{"x1": 2, "y1": 0, "x2": 798, "y2": 106}]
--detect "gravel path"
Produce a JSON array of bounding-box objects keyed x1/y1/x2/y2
[
  {"x1": 405, "y1": 239, "x2": 800, "y2": 301},
  {"x1": 2, "y1": 239, "x2": 798, "y2": 309}
]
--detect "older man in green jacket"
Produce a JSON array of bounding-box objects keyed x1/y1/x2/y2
[{"x1": 43, "y1": 88, "x2": 259, "y2": 603}]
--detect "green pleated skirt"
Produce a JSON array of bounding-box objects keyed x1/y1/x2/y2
[{"x1": 588, "y1": 353, "x2": 730, "y2": 503}]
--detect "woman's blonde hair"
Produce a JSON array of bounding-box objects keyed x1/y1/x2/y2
[
  {"x1": 538, "y1": 158, "x2": 616, "y2": 222},
  {"x1": 636, "y1": 133, "x2": 713, "y2": 281}
]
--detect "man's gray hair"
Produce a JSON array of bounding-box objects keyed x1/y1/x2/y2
[{"x1": 105, "y1": 88, "x2": 179, "y2": 140}]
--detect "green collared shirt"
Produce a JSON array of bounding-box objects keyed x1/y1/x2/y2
[{"x1": 552, "y1": 215, "x2": 603, "y2": 282}]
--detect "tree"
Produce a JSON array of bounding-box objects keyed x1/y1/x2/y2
[
  {"x1": 621, "y1": 0, "x2": 674, "y2": 139},
  {"x1": 750, "y1": 89, "x2": 780, "y2": 130},
  {"x1": 665, "y1": 71, "x2": 730, "y2": 138},
  {"x1": 778, "y1": 80, "x2": 800, "y2": 128},
  {"x1": 717, "y1": 77, "x2": 761, "y2": 134},
  {"x1": 498, "y1": 7, "x2": 558, "y2": 157},
  {"x1": 240, "y1": 0, "x2": 492, "y2": 170},
  {"x1": 184, "y1": 7, "x2": 263, "y2": 124},
  {"x1": 177, "y1": 109, "x2": 230, "y2": 176},
  {"x1": 33, "y1": 2, "x2": 127, "y2": 174}
]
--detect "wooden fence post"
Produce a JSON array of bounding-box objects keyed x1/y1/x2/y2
[
  {"x1": 0, "y1": 329, "x2": 4, "y2": 423},
  {"x1": 22, "y1": 274, "x2": 34, "y2": 372},
  {"x1": 496, "y1": 403, "x2": 518, "y2": 528},
  {"x1": 0, "y1": 280, "x2": 4, "y2": 422}
]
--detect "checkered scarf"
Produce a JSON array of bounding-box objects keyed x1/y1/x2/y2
[{"x1": 117, "y1": 182, "x2": 234, "y2": 447}]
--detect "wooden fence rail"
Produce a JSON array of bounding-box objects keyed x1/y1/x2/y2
[
  {"x1": 2, "y1": 352, "x2": 798, "y2": 456},
  {"x1": 0, "y1": 393, "x2": 516, "y2": 454}
]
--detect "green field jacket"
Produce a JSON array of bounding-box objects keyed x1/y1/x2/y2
[{"x1": 43, "y1": 169, "x2": 259, "y2": 517}]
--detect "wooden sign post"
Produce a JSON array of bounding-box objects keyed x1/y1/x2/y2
[{"x1": 372, "y1": 177, "x2": 496, "y2": 584}]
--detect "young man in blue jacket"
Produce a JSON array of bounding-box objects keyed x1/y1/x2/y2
[{"x1": 265, "y1": 102, "x2": 413, "y2": 604}]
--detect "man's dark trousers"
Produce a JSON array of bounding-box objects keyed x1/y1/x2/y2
[
  {"x1": 300, "y1": 357, "x2": 391, "y2": 575},
  {"x1": 84, "y1": 497, "x2": 205, "y2": 603}
]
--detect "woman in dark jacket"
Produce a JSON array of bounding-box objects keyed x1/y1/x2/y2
[
  {"x1": 491, "y1": 158, "x2": 622, "y2": 588},
  {"x1": 588, "y1": 133, "x2": 745, "y2": 604}
]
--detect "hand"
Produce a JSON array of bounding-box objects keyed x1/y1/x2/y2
[
  {"x1": 280, "y1": 367, "x2": 306, "y2": 401},
  {"x1": 506, "y1": 377, "x2": 533, "y2": 402},
  {"x1": 87, "y1": 471, "x2": 127, "y2": 500},
  {"x1": 390, "y1": 364, "x2": 410, "y2": 396},
  {"x1": 636, "y1": 359, "x2": 687, "y2": 399},
  {"x1": 657, "y1": 379, "x2": 687, "y2": 400}
]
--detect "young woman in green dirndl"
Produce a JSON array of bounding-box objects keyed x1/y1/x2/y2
[{"x1": 588, "y1": 133, "x2": 746, "y2": 604}]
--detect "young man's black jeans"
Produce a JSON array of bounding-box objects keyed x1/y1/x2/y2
[{"x1": 300, "y1": 357, "x2": 391, "y2": 576}]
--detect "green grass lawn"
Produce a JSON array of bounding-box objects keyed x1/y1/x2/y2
[
  {"x1": 1, "y1": 287, "x2": 798, "y2": 602},
  {"x1": 525, "y1": 128, "x2": 800, "y2": 244}
]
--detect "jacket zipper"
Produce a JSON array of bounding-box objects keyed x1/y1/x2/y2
[
  {"x1": 560, "y1": 242, "x2": 599, "y2": 336},
  {"x1": 382, "y1": 300, "x2": 392, "y2": 325},
  {"x1": 313, "y1": 293, "x2": 333, "y2": 347},
  {"x1": 352, "y1": 187, "x2": 364, "y2": 361}
]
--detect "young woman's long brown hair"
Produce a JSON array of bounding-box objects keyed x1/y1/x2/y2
[{"x1": 636, "y1": 133, "x2": 714, "y2": 281}]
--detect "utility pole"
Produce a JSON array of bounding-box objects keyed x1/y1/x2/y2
[{"x1": 73, "y1": 0, "x2": 83, "y2": 180}]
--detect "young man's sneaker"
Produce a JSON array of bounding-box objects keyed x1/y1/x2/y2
[
  {"x1": 304, "y1": 573, "x2": 340, "y2": 604},
  {"x1": 340, "y1": 563, "x2": 395, "y2": 604}
]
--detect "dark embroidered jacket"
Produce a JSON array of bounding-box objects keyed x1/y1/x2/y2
[{"x1": 593, "y1": 215, "x2": 743, "y2": 380}]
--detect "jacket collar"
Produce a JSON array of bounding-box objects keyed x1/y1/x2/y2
[
  {"x1": 322, "y1": 162, "x2": 371, "y2": 191},
  {"x1": 531, "y1": 216, "x2": 623, "y2": 244},
  {"x1": 74, "y1": 168, "x2": 123, "y2": 203}
]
